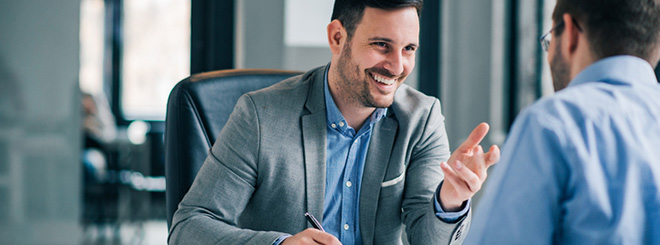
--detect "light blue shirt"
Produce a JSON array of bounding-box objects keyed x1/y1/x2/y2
[
  {"x1": 466, "y1": 56, "x2": 660, "y2": 244},
  {"x1": 321, "y1": 66, "x2": 387, "y2": 245}
]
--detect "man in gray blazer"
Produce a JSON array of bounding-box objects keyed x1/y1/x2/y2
[{"x1": 169, "y1": 0, "x2": 500, "y2": 244}]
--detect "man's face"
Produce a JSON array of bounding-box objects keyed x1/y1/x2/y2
[
  {"x1": 335, "y1": 7, "x2": 419, "y2": 108},
  {"x1": 548, "y1": 23, "x2": 571, "y2": 91}
]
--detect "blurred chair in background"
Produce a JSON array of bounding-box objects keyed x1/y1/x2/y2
[
  {"x1": 81, "y1": 92, "x2": 120, "y2": 241},
  {"x1": 164, "y1": 69, "x2": 302, "y2": 228}
]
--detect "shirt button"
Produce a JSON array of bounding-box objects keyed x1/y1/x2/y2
[
  {"x1": 338, "y1": 121, "x2": 345, "y2": 127},
  {"x1": 344, "y1": 224, "x2": 349, "y2": 230},
  {"x1": 346, "y1": 181, "x2": 352, "y2": 187},
  {"x1": 331, "y1": 123, "x2": 337, "y2": 128}
]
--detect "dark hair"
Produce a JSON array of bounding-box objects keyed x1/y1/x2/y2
[
  {"x1": 552, "y1": 0, "x2": 660, "y2": 64},
  {"x1": 331, "y1": 0, "x2": 423, "y2": 40}
]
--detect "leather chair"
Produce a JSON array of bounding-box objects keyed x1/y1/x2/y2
[
  {"x1": 164, "y1": 69, "x2": 302, "y2": 228},
  {"x1": 655, "y1": 61, "x2": 660, "y2": 81}
]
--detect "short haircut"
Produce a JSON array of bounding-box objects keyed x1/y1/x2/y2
[
  {"x1": 552, "y1": 0, "x2": 660, "y2": 65},
  {"x1": 331, "y1": 0, "x2": 423, "y2": 41}
]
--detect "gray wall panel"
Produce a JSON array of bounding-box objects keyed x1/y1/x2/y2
[{"x1": 0, "y1": 0, "x2": 82, "y2": 243}]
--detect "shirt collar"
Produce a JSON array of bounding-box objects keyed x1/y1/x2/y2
[
  {"x1": 569, "y1": 55, "x2": 658, "y2": 88},
  {"x1": 323, "y1": 64, "x2": 387, "y2": 131}
]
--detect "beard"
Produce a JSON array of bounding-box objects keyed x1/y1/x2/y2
[
  {"x1": 550, "y1": 40, "x2": 571, "y2": 91},
  {"x1": 335, "y1": 43, "x2": 405, "y2": 108}
]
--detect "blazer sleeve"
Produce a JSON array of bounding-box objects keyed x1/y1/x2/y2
[
  {"x1": 402, "y1": 98, "x2": 471, "y2": 245},
  {"x1": 168, "y1": 94, "x2": 288, "y2": 244}
]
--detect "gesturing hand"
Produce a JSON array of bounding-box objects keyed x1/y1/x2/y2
[
  {"x1": 281, "y1": 228, "x2": 342, "y2": 245},
  {"x1": 439, "y1": 122, "x2": 500, "y2": 211}
]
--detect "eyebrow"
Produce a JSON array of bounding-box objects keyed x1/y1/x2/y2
[{"x1": 368, "y1": 37, "x2": 419, "y2": 48}]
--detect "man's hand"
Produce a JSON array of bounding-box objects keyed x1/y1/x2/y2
[
  {"x1": 439, "y1": 122, "x2": 500, "y2": 211},
  {"x1": 281, "y1": 228, "x2": 342, "y2": 245}
]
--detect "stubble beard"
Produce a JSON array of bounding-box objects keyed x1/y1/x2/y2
[
  {"x1": 336, "y1": 43, "x2": 399, "y2": 108},
  {"x1": 550, "y1": 40, "x2": 571, "y2": 92}
]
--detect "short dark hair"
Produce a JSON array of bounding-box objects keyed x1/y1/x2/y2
[
  {"x1": 552, "y1": 0, "x2": 660, "y2": 65},
  {"x1": 331, "y1": 0, "x2": 423, "y2": 40}
]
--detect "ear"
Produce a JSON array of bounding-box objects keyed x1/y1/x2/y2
[
  {"x1": 561, "y1": 13, "x2": 580, "y2": 56},
  {"x1": 327, "y1": 19, "x2": 346, "y2": 55}
]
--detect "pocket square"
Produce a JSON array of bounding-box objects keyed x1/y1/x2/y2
[{"x1": 381, "y1": 170, "x2": 405, "y2": 187}]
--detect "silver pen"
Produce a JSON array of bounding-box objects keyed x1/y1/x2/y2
[{"x1": 304, "y1": 212, "x2": 325, "y2": 232}]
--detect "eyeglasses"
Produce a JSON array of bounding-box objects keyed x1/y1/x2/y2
[
  {"x1": 539, "y1": 21, "x2": 565, "y2": 52},
  {"x1": 539, "y1": 18, "x2": 582, "y2": 52}
]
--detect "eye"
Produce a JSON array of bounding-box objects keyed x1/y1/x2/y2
[
  {"x1": 404, "y1": 45, "x2": 417, "y2": 53},
  {"x1": 372, "y1": 42, "x2": 388, "y2": 49}
]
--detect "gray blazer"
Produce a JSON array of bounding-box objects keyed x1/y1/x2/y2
[{"x1": 169, "y1": 65, "x2": 470, "y2": 245}]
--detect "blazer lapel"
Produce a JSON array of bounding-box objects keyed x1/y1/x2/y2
[
  {"x1": 359, "y1": 114, "x2": 398, "y2": 244},
  {"x1": 301, "y1": 67, "x2": 327, "y2": 223}
]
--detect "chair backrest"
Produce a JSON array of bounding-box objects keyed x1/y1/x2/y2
[{"x1": 164, "y1": 69, "x2": 302, "y2": 228}]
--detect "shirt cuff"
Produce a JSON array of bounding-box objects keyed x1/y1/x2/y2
[
  {"x1": 434, "y1": 180, "x2": 471, "y2": 222},
  {"x1": 273, "y1": 234, "x2": 292, "y2": 245}
]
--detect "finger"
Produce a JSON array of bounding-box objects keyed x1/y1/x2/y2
[
  {"x1": 450, "y1": 158, "x2": 482, "y2": 193},
  {"x1": 309, "y1": 229, "x2": 341, "y2": 245},
  {"x1": 463, "y1": 145, "x2": 488, "y2": 181},
  {"x1": 484, "y1": 145, "x2": 501, "y2": 167},
  {"x1": 463, "y1": 144, "x2": 480, "y2": 170},
  {"x1": 440, "y1": 162, "x2": 471, "y2": 194},
  {"x1": 455, "y1": 123, "x2": 490, "y2": 160},
  {"x1": 440, "y1": 162, "x2": 458, "y2": 186},
  {"x1": 465, "y1": 145, "x2": 485, "y2": 169},
  {"x1": 472, "y1": 145, "x2": 488, "y2": 180}
]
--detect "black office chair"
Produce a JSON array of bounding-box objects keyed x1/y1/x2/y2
[
  {"x1": 164, "y1": 69, "x2": 302, "y2": 228},
  {"x1": 655, "y1": 61, "x2": 660, "y2": 81}
]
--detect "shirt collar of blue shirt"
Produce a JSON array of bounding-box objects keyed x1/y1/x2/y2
[
  {"x1": 569, "y1": 55, "x2": 658, "y2": 89},
  {"x1": 323, "y1": 64, "x2": 388, "y2": 134}
]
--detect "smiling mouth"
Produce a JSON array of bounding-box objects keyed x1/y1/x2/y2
[{"x1": 371, "y1": 73, "x2": 396, "y2": 85}]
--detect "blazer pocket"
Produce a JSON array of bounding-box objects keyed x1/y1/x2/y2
[
  {"x1": 380, "y1": 170, "x2": 405, "y2": 199},
  {"x1": 381, "y1": 169, "x2": 405, "y2": 188}
]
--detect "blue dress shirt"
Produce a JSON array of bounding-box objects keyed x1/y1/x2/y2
[
  {"x1": 466, "y1": 56, "x2": 660, "y2": 244},
  {"x1": 322, "y1": 67, "x2": 387, "y2": 245}
]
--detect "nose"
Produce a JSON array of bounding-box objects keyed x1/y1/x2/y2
[{"x1": 383, "y1": 51, "x2": 405, "y2": 76}]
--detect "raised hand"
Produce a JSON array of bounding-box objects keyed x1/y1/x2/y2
[{"x1": 439, "y1": 122, "x2": 500, "y2": 211}]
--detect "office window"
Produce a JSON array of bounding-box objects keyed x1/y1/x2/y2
[
  {"x1": 122, "y1": 0, "x2": 190, "y2": 120},
  {"x1": 79, "y1": 0, "x2": 105, "y2": 95},
  {"x1": 540, "y1": 0, "x2": 556, "y2": 96}
]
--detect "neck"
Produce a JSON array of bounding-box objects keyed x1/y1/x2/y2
[
  {"x1": 569, "y1": 37, "x2": 596, "y2": 81},
  {"x1": 337, "y1": 104, "x2": 374, "y2": 132}
]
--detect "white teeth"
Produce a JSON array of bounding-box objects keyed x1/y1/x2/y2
[{"x1": 373, "y1": 74, "x2": 395, "y2": 85}]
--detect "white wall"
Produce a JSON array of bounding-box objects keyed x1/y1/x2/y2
[
  {"x1": 236, "y1": 0, "x2": 332, "y2": 72},
  {"x1": 0, "y1": 0, "x2": 83, "y2": 244}
]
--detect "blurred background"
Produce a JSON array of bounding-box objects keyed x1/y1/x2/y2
[{"x1": 0, "y1": 0, "x2": 658, "y2": 244}]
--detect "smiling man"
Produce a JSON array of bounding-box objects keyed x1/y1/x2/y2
[{"x1": 169, "y1": 1, "x2": 499, "y2": 244}]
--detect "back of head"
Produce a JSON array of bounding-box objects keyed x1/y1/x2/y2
[
  {"x1": 552, "y1": 0, "x2": 660, "y2": 66},
  {"x1": 331, "y1": 0, "x2": 423, "y2": 40}
]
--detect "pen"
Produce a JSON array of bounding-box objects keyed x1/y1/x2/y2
[{"x1": 304, "y1": 212, "x2": 325, "y2": 232}]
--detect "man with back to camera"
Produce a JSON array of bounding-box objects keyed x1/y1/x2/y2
[
  {"x1": 465, "y1": 0, "x2": 660, "y2": 244},
  {"x1": 169, "y1": 0, "x2": 501, "y2": 244}
]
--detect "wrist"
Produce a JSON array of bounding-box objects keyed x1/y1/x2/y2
[
  {"x1": 274, "y1": 234, "x2": 291, "y2": 245},
  {"x1": 438, "y1": 182, "x2": 466, "y2": 212}
]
